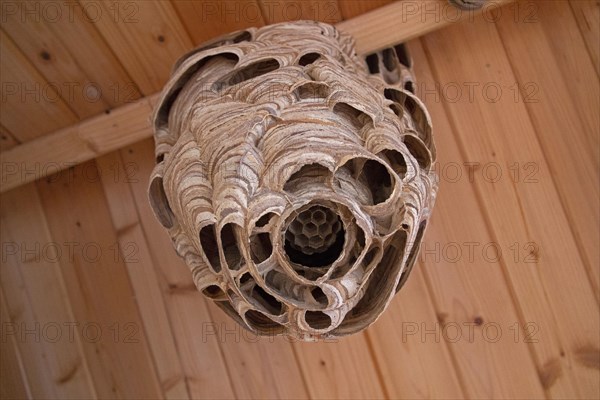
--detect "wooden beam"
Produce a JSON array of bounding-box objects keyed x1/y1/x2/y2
[
  {"x1": 0, "y1": 0, "x2": 512, "y2": 193},
  {"x1": 1, "y1": 94, "x2": 158, "y2": 193},
  {"x1": 337, "y1": 0, "x2": 512, "y2": 53}
]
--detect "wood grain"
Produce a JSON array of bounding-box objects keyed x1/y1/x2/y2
[
  {"x1": 80, "y1": 0, "x2": 193, "y2": 95},
  {"x1": 366, "y1": 266, "x2": 465, "y2": 399},
  {"x1": 0, "y1": 288, "x2": 30, "y2": 400},
  {"x1": 205, "y1": 301, "x2": 310, "y2": 399},
  {"x1": 0, "y1": 29, "x2": 78, "y2": 142},
  {"x1": 336, "y1": 0, "x2": 512, "y2": 54},
  {"x1": 0, "y1": 183, "x2": 95, "y2": 398},
  {"x1": 495, "y1": 0, "x2": 600, "y2": 300},
  {"x1": 570, "y1": 0, "x2": 600, "y2": 76},
  {"x1": 259, "y1": 0, "x2": 341, "y2": 24},
  {"x1": 174, "y1": 0, "x2": 265, "y2": 45},
  {"x1": 532, "y1": 1, "x2": 599, "y2": 156},
  {"x1": 0, "y1": 124, "x2": 19, "y2": 152},
  {"x1": 0, "y1": 93, "x2": 158, "y2": 193},
  {"x1": 96, "y1": 151, "x2": 189, "y2": 399},
  {"x1": 293, "y1": 334, "x2": 387, "y2": 399},
  {"x1": 2, "y1": 0, "x2": 140, "y2": 119},
  {"x1": 36, "y1": 162, "x2": 163, "y2": 399},
  {"x1": 423, "y1": 14, "x2": 599, "y2": 398},
  {"x1": 338, "y1": 0, "x2": 393, "y2": 20},
  {"x1": 410, "y1": 38, "x2": 545, "y2": 398}
]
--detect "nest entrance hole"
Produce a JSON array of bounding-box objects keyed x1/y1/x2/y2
[{"x1": 284, "y1": 205, "x2": 345, "y2": 268}]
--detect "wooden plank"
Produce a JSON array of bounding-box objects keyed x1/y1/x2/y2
[
  {"x1": 338, "y1": 0, "x2": 393, "y2": 20},
  {"x1": 117, "y1": 224, "x2": 191, "y2": 399},
  {"x1": 204, "y1": 301, "x2": 309, "y2": 399},
  {"x1": 81, "y1": 0, "x2": 193, "y2": 95},
  {"x1": 0, "y1": 183, "x2": 96, "y2": 399},
  {"x1": 570, "y1": 0, "x2": 600, "y2": 76},
  {"x1": 36, "y1": 162, "x2": 163, "y2": 399},
  {"x1": 363, "y1": 267, "x2": 465, "y2": 399},
  {"x1": 410, "y1": 38, "x2": 545, "y2": 398},
  {"x1": 293, "y1": 334, "x2": 386, "y2": 399},
  {"x1": 156, "y1": 290, "x2": 236, "y2": 400},
  {"x1": 0, "y1": 249, "x2": 57, "y2": 399},
  {"x1": 96, "y1": 151, "x2": 190, "y2": 399},
  {"x1": 0, "y1": 0, "x2": 513, "y2": 193},
  {"x1": 95, "y1": 152, "x2": 139, "y2": 230},
  {"x1": 1, "y1": 0, "x2": 140, "y2": 119},
  {"x1": 0, "y1": 93, "x2": 158, "y2": 193},
  {"x1": 259, "y1": 0, "x2": 341, "y2": 24},
  {"x1": 0, "y1": 29, "x2": 78, "y2": 141},
  {"x1": 173, "y1": 0, "x2": 264, "y2": 46},
  {"x1": 0, "y1": 288, "x2": 31, "y2": 400},
  {"x1": 119, "y1": 140, "x2": 236, "y2": 399},
  {"x1": 336, "y1": 0, "x2": 513, "y2": 54},
  {"x1": 529, "y1": 0, "x2": 599, "y2": 156},
  {"x1": 0, "y1": 198, "x2": 59, "y2": 398},
  {"x1": 0, "y1": 124, "x2": 20, "y2": 152},
  {"x1": 495, "y1": 0, "x2": 599, "y2": 300},
  {"x1": 422, "y1": 15, "x2": 599, "y2": 398}
]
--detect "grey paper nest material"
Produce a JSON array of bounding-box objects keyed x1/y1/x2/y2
[{"x1": 149, "y1": 21, "x2": 438, "y2": 340}]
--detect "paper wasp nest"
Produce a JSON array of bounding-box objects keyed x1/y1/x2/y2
[{"x1": 149, "y1": 21, "x2": 437, "y2": 340}]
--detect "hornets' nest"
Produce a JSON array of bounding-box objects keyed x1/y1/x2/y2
[{"x1": 148, "y1": 21, "x2": 438, "y2": 340}]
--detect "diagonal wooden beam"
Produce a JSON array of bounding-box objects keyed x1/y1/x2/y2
[
  {"x1": 0, "y1": 0, "x2": 511, "y2": 193},
  {"x1": 337, "y1": 0, "x2": 511, "y2": 54}
]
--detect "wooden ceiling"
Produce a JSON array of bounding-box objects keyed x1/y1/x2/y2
[
  {"x1": 1, "y1": 2, "x2": 598, "y2": 398},
  {"x1": 0, "y1": 1, "x2": 598, "y2": 398},
  {"x1": 0, "y1": 0, "x2": 392, "y2": 150}
]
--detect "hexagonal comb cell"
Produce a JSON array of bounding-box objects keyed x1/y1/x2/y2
[{"x1": 286, "y1": 206, "x2": 342, "y2": 256}]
